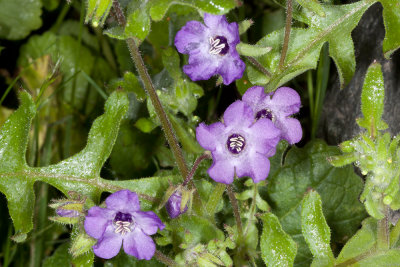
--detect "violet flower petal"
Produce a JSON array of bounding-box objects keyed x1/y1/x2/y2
[
  {"x1": 269, "y1": 87, "x2": 301, "y2": 116},
  {"x1": 208, "y1": 158, "x2": 235, "y2": 184},
  {"x1": 223, "y1": 101, "x2": 254, "y2": 128},
  {"x1": 105, "y1": 190, "x2": 140, "y2": 213},
  {"x1": 166, "y1": 192, "x2": 188, "y2": 219},
  {"x1": 236, "y1": 153, "x2": 271, "y2": 183},
  {"x1": 249, "y1": 118, "x2": 280, "y2": 154},
  {"x1": 92, "y1": 225, "x2": 123, "y2": 259},
  {"x1": 174, "y1": 21, "x2": 207, "y2": 54},
  {"x1": 242, "y1": 86, "x2": 266, "y2": 109},
  {"x1": 183, "y1": 57, "x2": 219, "y2": 82},
  {"x1": 196, "y1": 122, "x2": 225, "y2": 151},
  {"x1": 218, "y1": 52, "x2": 246, "y2": 85},
  {"x1": 123, "y1": 228, "x2": 156, "y2": 260},
  {"x1": 133, "y1": 211, "x2": 165, "y2": 235},
  {"x1": 276, "y1": 117, "x2": 303, "y2": 144},
  {"x1": 84, "y1": 207, "x2": 114, "y2": 239}
]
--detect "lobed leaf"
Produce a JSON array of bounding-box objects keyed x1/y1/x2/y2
[
  {"x1": 260, "y1": 213, "x2": 297, "y2": 267},
  {"x1": 252, "y1": 0, "x2": 375, "y2": 91}
]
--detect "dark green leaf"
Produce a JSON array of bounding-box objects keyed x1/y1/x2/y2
[
  {"x1": 265, "y1": 140, "x2": 366, "y2": 266},
  {"x1": 0, "y1": 0, "x2": 42, "y2": 40},
  {"x1": 301, "y1": 190, "x2": 334, "y2": 266},
  {"x1": 260, "y1": 213, "x2": 297, "y2": 267},
  {"x1": 42, "y1": 243, "x2": 71, "y2": 267}
]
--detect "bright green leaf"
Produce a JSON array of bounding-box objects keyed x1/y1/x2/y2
[
  {"x1": 296, "y1": 0, "x2": 325, "y2": 17},
  {"x1": 357, "y1": 62, "x2": 386, "y2": 137},
  {"x1": 301, "y1": 190, "x2": 334, "y2": 266},
  {"x1": 260, "y1": 213, "x2": 297, "y2": 267},
  {"x1": 356, "y1": 249, "x2": 400, "y2": 267}
]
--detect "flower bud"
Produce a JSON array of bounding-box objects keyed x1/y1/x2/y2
[{"x1": 166, "y1": 191, "x2": 188, "y2": 219}]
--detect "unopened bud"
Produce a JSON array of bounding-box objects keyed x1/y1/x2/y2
[{"x1": 166, "y1": 191, "x2": 188, "y2": 219}]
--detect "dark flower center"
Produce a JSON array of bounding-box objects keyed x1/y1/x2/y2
[
  {"x1": 256, "y1": 109, "x2": 275, "y2": 122},
  {"x1": 209, "y1": 36, "x2": 229, "y2": 55},
  {"x1": 114, "y1": 212, "x2": 133, "y2": 235},
  {"x1": 227, "y1": 134, "x2": 246, "y2": 154}
]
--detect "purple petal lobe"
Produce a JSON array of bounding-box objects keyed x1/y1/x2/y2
[
  {"x1": 249, "y1": 118, "x2": 280, "y2": 154},
  {"x1": 223, "y1": 101, "x2": 254, "y2": 128},
  {"x1": 203, "y1": 13, "x2": 228, "y2": 31},
  {"x1": 208, "y1": 158, "x2": 235, "y2": 184},
  {"x1": 105, "y1": 190, "x2": 140, "y2": 213},
  {"x1": 271, "y1": 87, "x2": 301, "y2": 116},
  {"x1": 133, "y1": 211, "x2": 165, "y2": 235},
  {"x1": 235, "y1": 153, "x2": 270, "y2": 183},
  {"x1": 218, "y1": 52, "x2": 245, "y2": 85},
  {"x1": 174, "y1": 21, "x2": 207, "y2": 54},
  {"x1": 242, "y1": 86, "x2": 266, "y2": 109},
  {"x1": 276, "y1": 117, "x2": 303, "y2": 144},
  {"x1": 183, "y1": 56, "x2": 218, "y2": 82},
  {"x1": 123, "y1": 228, "x2": 156, "y2": 260},
  {"x1": 92, "y1": 225, "x2": 122, "y2": 259},
  {"x1": 84, "y1": 207, "x2": 114, "y2": 239},
  {"x1": 196, "y1": 122, "x2": 225, "y2": 151}
]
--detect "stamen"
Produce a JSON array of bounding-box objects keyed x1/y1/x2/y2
[
  {"x1": 208, "y1": 36, "x2": 229, "y2": 55},
  {"x1": 256, "y1": 109, "x2": 275, "y2": 122},
  {"x1": 114, "y1": 221, "x2": 132, "y2": 235},
  {"x1": 227, "y1": 134, "x2": 246, "y2": 154}
]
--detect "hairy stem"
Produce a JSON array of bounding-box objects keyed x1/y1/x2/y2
[
  {"x1": 227, "y1": 184, "x2": 243, "y2": 239},
  {"x1": 377, "y1": 206, "x2": 389, "y2": 250},
  {"x1": 154, "y1": 250, "x2": 177, "y2": 266},
  {"x1": 279, "y1": 0, "x2": 293, "y2": 70},
  {"x1": 245, "y1": 185, "x2": 258, "y2": 235},
  {"x1": 246, "y1": 56, "x2": 271, "y2": 77},
  {"x1": 183, "y1": 153, "x2": 211, "y2": 186},
  {"x1": 112, "y1": 0, "x2": 189, "y2": 179}
]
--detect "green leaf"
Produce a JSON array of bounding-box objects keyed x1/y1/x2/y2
[
  {"x1": 162, "y1": 47, "x2": 182, "y2": 80},
  {"x1": 135, "y1": 118, "x2": 157, "y2": 133},
  {"x1": 379, "y1": 0, "x2": 400, "y2": 58},
  {"x1": 0, "y1": 91, "x2": 129, "y2": 241},
  {"x1": 296, "y1": 0, "x2": 325, "y2": 17},
  {"x1": 125, "y1": 1, "x2": 151, "y2": 41},
  {"x1": 265, "y1": 140, "x2": 366, "y2": 266},
  {"x1": 301, "y1": 190, "x2": 334, "y2": 266},
  {"x1": 254, "y1": 0, "x2": 375, "y2": 91},
  {"x1": 0, "y1": 0, "x2": 42, "y2": 40},
  {"x1": 357, "y1": 62, "x2": 386, "y2": 137},
  {"x1": 149, "y1": 0, "x2": 236, "y2": 21},
  {"x1": 260, "y1": 213, "x2": 297, "y2": 267},
  {"x1": 356, "y1": 249, "x2": 400, "y2": 267},
  {"x1": 43, "y1": 243, "x2": 71, "y2": 267},
  {"x1": 336, "y1": 217, "x2": 377, "y2": 264}
]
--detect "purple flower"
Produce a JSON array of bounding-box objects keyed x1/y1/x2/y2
[
  {"x1": 84, "y1": 190, "x2": 165, "y2": 260},
  {"x1": 166, "y1": 191, "x2": 188, "y2": 219},
  {"x1": 174, "y1": 13, "x2": 245, "y2": 85},
  {"x1": 242, "y1": 86, "x2": 302, "y2": 144},
  {"x1": 196, "y1": 101, "x2": 281, "y2": 184},
  {"x1": 56, "y1": 208, "x2": 80, "y2": 218}
]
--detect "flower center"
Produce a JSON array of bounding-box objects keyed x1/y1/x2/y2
[
  {"x1": 114, "y1": 212, "x2": 133, "y2": 235},
  {"x1": 209, "y1": 36, "x2": 229, "y2": 55},
  {"x1": 227, "y1": 134, "x2": 246, "y2": 154},
  {"x1": 256, "y1": 109, "x2": 275, "y2": 122}
]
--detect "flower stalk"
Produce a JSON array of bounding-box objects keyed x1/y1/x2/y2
[
  {"x1": 227, "y1": 184, "x2": 243, "y2": 239},
  {"x1": 112, "y1": 0, "x2": 189, "y2": 179},
  {"x1": 154, "y1": 250, "x2": 177, "y2": 266},
  {"x1": 279, "y1": 0, "x2": 293, "y2": 70}
]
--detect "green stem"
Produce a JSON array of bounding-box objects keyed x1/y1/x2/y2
[
  {"x1": 390, "y1": 217, "x2": 400, "y2": 247},
  {"x1": 244, "y1": 185, "x2": 258, "y2": 235},
  {"x1": 205, "y1": 183, "x2": 226, "y2": 216},
  {"x1": 112, "y1": 0, "x2": 189, "y2": 180},
  {"x1": 279, "y1": 0, "x2": 293, "y2": 70},
  {"x1": 377, "y1": 206, "x2": 389, "y2": 250},
  {"x1": 227, "y1": 184, "x2": 243, "y2": 239},
  {"x1": 154, "y1": 250, "x2": 177, "y2": 266}
]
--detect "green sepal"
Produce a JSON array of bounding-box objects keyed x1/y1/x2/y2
[
  {"x1": 339, "y1": 140, "x2": 355, "y2": 153},
  {"x1": 70, "y1": 230, "x2": 97, "y2": 258},
  {"x1": 48, "y1": 216, "x2": 79, "y2": 225},
  {"x1": 301, "y1": 190, "x2": 334, "y2": 266},
  {"x1": 85, "y1": 0, "x2": 112, "y2": 27},
  {"x1": 327, "y1": 153, "x2": 357, "y2": 167},
  {"x1": 260, "y1": 213, "x2": 297, "y2": 267},
  {"x1": 238, "y1": 19, "x2": 253, "y2": 35},
  {"x1": 236, "y1": 43, "x2": 272, "y2": 57},
  {"x1": 383, "y1": 170, "x2": 400, "y2": 205},
  {"x1": 389, "y1": 191, "x2": 400, "y2": 210},
  {"x1": 364, "y1": 192, "x2": 385, "y2": 220}
]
